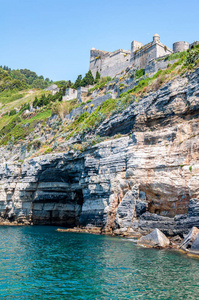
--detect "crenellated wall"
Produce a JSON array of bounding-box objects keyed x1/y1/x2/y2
[
  {"x1": 89, "y1": 48, "x2": 131, "y2": 78},
  {"x1": 89, "y1": 34, "x2": 173, "y2": 78}
]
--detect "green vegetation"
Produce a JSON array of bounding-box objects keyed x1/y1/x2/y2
[
  {"x1": 81, "y1": 70, "x2": 94, "y2": 87},
  {"x1": 1, "y1": 45, "x2": 199, "y2": 153},
  {"x1": 0, "y1": 108, "x2": 51, "y2": 145},
  {"x1": 95, "y1": 71, "x2": 101, "y2": 83},
  {"x1": 9, "y1": 109, "x2": 17, "y2": 116},
  {"x1": 54, "y1": 80, "x2": 72, "y2": 88},
  {"x1": 184, "y1": 45, "x2": 199, "y2": 67},
  {"x1": 119, "y1": 77, "x2": 150, "y2": 99},
  {"x1": 135, "y1": 68, "x2": 145, "y2": 79},
  {"x1": 0, "y1": 66, "x2": 52, "y2": 92},
  {"x1": 32, "y1": 85, "x2": 68, "y2": 109},
  {"x1": 27, "y1": 140, "x2": 41, "y2": 152},
  {"x1": 52, "y1": 98, "x2": 78, "y2": 119},
  {"x1": 0, "y1": 66, "x2": 53, "y2": 114},
  {"x1": 73, "y1": 70, "x2": 95, "y2": 89},
  {"x1": 73, "y1": 75, "x2": 82, "y2": 89},
  {"x1": 167, "y1": 51, "x2": 186, "y2": 61},
  {"x1": 0, "y1": 90, "x2": 25, "y2": 105},
  {"x1": 64, "y1": 98, "x2": 117, "y2": 138},
  {"x1": 60, "y1": 48, "x2": 199, "y2": 147},
  {"x1": 44, "y1": 148, "x2": 53, "y2": 154},
  {"x1": 88, "y1": 76, "x2": 112, "y2": 93}
]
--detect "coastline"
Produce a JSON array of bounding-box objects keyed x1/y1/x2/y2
[
  {"x1": 1, "y1": 222, "x2": 199, "y2": 258},
  {"x1": 56, "y1": 226, "x2": 199, "y2": 258}
]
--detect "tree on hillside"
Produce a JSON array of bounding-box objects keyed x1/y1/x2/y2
[
  {"x1": 95, "y1": 70, "x2": 101, "y2": 83},
  {"x1": 73, "y1": 75, "x2": 82, "y2": 89},
  {"x1": 81, "y1": 70, "x2": 94, "y2": 87}
]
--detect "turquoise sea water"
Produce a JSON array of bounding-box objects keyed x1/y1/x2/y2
[{"x1": 0, "y1": 226, "x2": 199, "y2": 300}]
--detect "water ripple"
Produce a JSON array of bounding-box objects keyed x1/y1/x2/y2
[{"x1": 0, "y1": 226, "x2": 198, "y2": 299}]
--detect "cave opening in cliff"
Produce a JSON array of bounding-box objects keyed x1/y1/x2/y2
[
  {"x1": 74, "y1": 189, "x2": 84, "y2": 226},
  {"x1": 32, "y1": 188, "x2": 84, "y2": 227},
  {"x1": 31, "y1": 167, "x2": 85, "y2": 227}
]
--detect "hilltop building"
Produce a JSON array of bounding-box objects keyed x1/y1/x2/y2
[
  {"x1": 130, "y1": 34, "x2": 173, "y2": 69},
  {"x1": 62, "y1": 88, "x2": 77, "y2": 101},
  {"x1": 63, "y1": 35, "x2": 199, "y2": 103},
  {"x1": 45, "y1": 84, "x2": 59, "y2": 95},
  {"x1": 89, "y1": 48, "x2": 131, "y2": 78},
  {"x1": 89, "y1": 34, "x2": 199, "y2": 78}
]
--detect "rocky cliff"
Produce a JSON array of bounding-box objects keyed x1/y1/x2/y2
[{"x1": 1, "y1": 68, "x2": 199, "y2": 236}]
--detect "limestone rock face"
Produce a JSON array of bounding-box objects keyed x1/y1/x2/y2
[
  {"x1": 179, "y1": 227, "x2": 199, "y2": 251},
  {"x1": 190, "y1": 234, "x2": 199, "y2": 253},
  {"x1": 137, "y1": 228, "x2": 170, "y2": 248},
  {"x1": 0, "y1": 69, "x2": 199, "y2": 233},
  {"x1": 115, "y1": 187, "x2": 138, "y2": 229}
]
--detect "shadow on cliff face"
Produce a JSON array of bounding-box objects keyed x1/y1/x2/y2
[{"x1": 32, "y1": 168, "x2": 84, "y2": 227}]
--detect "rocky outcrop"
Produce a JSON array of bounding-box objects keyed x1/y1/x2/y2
[
  {"x1": 179, "y1": 227, "x2": 199, "y2": 251},
  {"x1": 137, "y1": 228, "x2": 170, "y2": 248},
  {"x1": 190, "y1": 234, "x2": 199, "y2": 253},
  {"x1": 0, "y1": 69, "x2": 199, "y2": 235},
  {"x1": 115, "y1": 187, "x2": 138, "y2": 229}
]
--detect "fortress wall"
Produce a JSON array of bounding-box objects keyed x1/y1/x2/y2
[
  {"x1": 63, "y1": 88, "x2": 77, "y2": 101},
  {"x1": 90, "y1": 50, "x2": 131, "y2": 78},
  {"x1": 131, "y1": 41, "x2": 143, "y2": 60},
  {"x1": 156, "y1": 42, "x2": 173, "y2": 57},
  {"x1": 89, "y1": 49, "x2": 110, "y2": 78},
  {"x1": 131, "y1": 42, "x2": 173, "y2": 70},
  {"x1": 131, "y1": 43, "x2": 157, "y2": 69},
  {"x1": 145, "y1": 58, "x2": 178, "y2": 75},
  {"x1": 189, "y1": 41, "x2": 199, "y2": 50},
  {"x1": 89, "y1": 35, "x2": 174, "y2": 78},
  {"x1": 100, "y1": 51, "x2": 131, "y2": 78}
]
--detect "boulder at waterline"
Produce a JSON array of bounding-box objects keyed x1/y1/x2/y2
[
  {"x1": 179, "y1": 226, "x2": 199, "y2": 251},
  {"x1": 190, "y1": 234, "x2": 199, "y2": 254},
  {"x1": 137, "y1": 228, "x2": 170, "y2": 248}
]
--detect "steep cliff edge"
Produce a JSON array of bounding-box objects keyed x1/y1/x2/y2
[{"x1": 0, "y1": 68, "x2": 199, "y2": 236}]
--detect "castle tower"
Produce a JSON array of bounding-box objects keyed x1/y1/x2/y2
[
  {"x1": 153, "y1": 33, "x2": 160, "y2": 43},
  {"x1": 173, "y1": 41, "x2": 189, "y2": 53},
  {"x1": 131, "y1": 40, "x2": 143, "y2": 53},
  {"x1": 131, "y1": 40, "x2": 143, "y2": 61}
]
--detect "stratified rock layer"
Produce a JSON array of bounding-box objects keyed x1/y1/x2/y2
[{"x1": 0, "y1": 69, "x2": 199, "y2": 234}]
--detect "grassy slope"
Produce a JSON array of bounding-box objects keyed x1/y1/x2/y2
[{"x1": 0, "y1": 46, "x2": 199, "y2": 154}]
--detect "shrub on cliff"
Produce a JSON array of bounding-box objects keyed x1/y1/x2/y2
[
  {"x1": 135, "y1": 69, "x2": 145, "y2": 79},
  {"x1": 95, "y1": 71, "x2": 101, "y2": 83},
  {"x1": 185, "y1": 46, "x2": 199, "y2": 67},
  {"x1": 52, "y1": 98, "x2": 78, "y2": 119},
  {"x1": 73, "y1": 75, "x2": 83, "y2": 89},
  {"x1": 9, "y1": 109, "x2": 17, "y2": 116},
  {"x1": 81, "y1": 70, "x2": 95, "y2": 87},
  {"x1": 44, "y1": 148, "x2": 53, "y2": 154},
  {"x1": 89, "y1": 76, "x2": 112, "y2": 92}
]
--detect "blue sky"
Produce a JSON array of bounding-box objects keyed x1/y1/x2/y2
[{"x1": 1, "y1": 0, "x2": 198, "y2": 82}]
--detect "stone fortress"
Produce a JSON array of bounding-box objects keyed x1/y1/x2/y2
[
  {"x1": 89, "y1": 34, "x2": 199, "y2": 78},
  {"x1": 62, "y1": 34, "x2": 198, "y2": 104}
]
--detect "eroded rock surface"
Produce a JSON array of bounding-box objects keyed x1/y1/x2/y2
[
  {"x1": 0, "y1": 69, "x2": 199, "y2": 234},
  {"x1": 137, "y1": 228, "x2": 170, "y2": 248},
  {"x1": 190, "y1": 234, "x2": 199, "y2": 253},
  {"x1": 179, "y1": 226, "x2": 199, "y2": 251}
]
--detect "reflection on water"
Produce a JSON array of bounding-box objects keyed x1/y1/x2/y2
[{"x1": 0, "y1": 226, "x2": 199, "y2": 299}]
